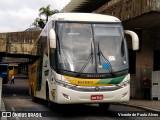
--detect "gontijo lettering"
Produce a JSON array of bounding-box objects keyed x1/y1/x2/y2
[{"x1": 78, "y1": 81, "x2": 93, "y2": 84}]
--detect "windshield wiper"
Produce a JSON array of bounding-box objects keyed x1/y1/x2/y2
[
  {"x1": 77, "y1": 43, "x2": 93, "y2": 77},
  {"x1": 97, "y1": 42, "x2": 116, "y2": 77}
]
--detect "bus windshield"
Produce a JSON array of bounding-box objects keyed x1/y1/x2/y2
[{"x1": 56, "y1": 22, "x2": 128, "y2": 75}]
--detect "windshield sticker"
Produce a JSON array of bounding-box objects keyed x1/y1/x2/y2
[
  {"x1": 98, "y1": 65, "x2": 103, "y2": 68},
  {"x1": 102, "y1": 62, "x2": 110, "y2": 70},
  {"x1": 108, "y1": 56, "x2": 115, "y2": 61}
]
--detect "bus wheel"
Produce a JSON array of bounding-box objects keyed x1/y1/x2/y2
[
  {"x1": 46, "y1": 85, "x2": 52, "y2": 109},
  {"x1": 99, "y1": 103, "x2": 110, "y2": 111}
]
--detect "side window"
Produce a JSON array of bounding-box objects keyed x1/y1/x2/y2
[{"x1": 37, "y1": 27, "x2": 48, "y2": 55}]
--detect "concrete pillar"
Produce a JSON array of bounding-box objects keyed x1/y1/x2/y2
[{"x1": 135, "y1": 30, "x2": 153, "y2": 99}]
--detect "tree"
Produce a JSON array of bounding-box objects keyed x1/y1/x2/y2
[
  {"x1": 32, "y1": 18, "x2": 40, "y2": 27},
  {"x1": 38, "y1": 19, "x2": 45, "y2": 29},
  {"x1": 39, "y1": 5, "x2": 59, "y2": 23}
]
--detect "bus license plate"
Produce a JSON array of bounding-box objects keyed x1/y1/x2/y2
[{"x1": 91, "y1": 95, "x2": 103, "y2": 100}]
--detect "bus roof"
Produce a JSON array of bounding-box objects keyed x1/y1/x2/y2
[{"x1": 49, "y1": 13, "x2": 121, "y2": 23}]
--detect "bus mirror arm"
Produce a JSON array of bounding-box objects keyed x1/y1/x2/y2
[
  {"x1": 124, "y1": 30, "x2": 139, "y2": 50},
  {"x1": 49, "y1": 29, "x2": 56, "y2": 49}
]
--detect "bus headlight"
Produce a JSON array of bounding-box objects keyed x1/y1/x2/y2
[
  {"x1": 117, "y1": 80, "x2": 130, "y2": 88},
  {"x1": 55, "y1": 78, "x2": 76, "y2": 88}
]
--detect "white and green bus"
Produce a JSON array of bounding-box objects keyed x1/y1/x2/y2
[{"x1": 29, "y1": 13, "x2": 139, "y2": 110}]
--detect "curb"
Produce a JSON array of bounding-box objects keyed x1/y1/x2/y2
[{"x1": 118, "y1": 103, "x2": 160, "y2": 113}]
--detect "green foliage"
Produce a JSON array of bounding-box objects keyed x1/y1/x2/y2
[
  {"x1": 39, "y1": 5, "x2": 59, "y2": 22},
  {"x1": 32, "y1": 5, "x2": 59, "y2": 28},
  {"x1": 38, "y1": 19, "x2": 45, "y2": 29}
]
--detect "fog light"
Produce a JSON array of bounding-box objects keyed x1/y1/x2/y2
[
  {"x1": 62, "y1": 93, "x2": 71, "y2": 100},
  {"x1": 122, "y1": 92, "x2": 128, "y2": 98}
]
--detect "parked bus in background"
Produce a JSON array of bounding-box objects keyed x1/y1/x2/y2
[
  {"x1": 29, "y1": 13, "x2": 139, "y2": 110},
  {"x1": 0, "y1": 63, "x2": 9, "y2": 84},
  {"x1": 8, "y1": 64, "x2": 18, "y2": 79}
]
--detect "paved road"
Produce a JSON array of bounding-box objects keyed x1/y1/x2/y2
[{"x1": 1, "y1": 78, "x2": 159, "y2": 120}]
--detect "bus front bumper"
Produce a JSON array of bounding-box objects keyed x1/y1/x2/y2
[{"x1": 51, "y1": 85, "x2": 130, "y2": 104}]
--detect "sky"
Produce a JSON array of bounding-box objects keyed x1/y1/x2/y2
[{"x1": 0, "y1": 0, "x2": 70, "y2": 32}]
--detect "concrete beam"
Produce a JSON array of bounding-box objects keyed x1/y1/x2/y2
[
  {"x1": 61, "y1": 0, "x2": 111, "y2": 12},
  {"x1": 94, "y1": 0, "x2": 157, "y2": 21}
]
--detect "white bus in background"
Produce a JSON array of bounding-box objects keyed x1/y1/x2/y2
[{"x1": 29, "y1": 13, "x2": 139, "y2": 110}]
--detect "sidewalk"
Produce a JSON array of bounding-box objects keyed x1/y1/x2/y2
[{"x1": 120, "y1": 99, "x2": 160, "y2": 112}]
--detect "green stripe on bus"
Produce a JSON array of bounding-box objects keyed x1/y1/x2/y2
[
  {"x1": 96, "y1": 78, "x2": 112, "y2": 84},
  {"x1": 108, "y1": 75, "x2": 126, "y2": 84},
  {"x1": 96, "y1": 75, "x2": 126, "y2": 84}
]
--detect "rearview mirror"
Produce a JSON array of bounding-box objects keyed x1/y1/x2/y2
[
  {"x1": 49, "y1": 29, "x2": 56, "y2": 49},
  {"x1": 125, "y1": 30, "x2": 139, "y2": 50}
]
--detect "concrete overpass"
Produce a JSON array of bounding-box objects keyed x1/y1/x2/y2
[
  {"x1": 0, "y1": 30, "x2": 41, "y2": 75},
  {"x1": 61, "y1": 0, "x2": 160, "y2": 99},
  {"x1": 0, "y1": 30, "x2": 41, "y2": 63},
  {"x1": 61, "y1": 0, "x2": 111, "y2": 12},
  {"x1": 61, "y1": 0, "x2": 160, "y2": 29}
]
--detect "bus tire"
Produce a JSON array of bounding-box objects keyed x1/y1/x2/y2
[
  {"x1": 99, "y1": 103, "x2": 110, "y2": 111},
  {"x1": 46, "y1": 83, "x2": 52, "y2": 109}
]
